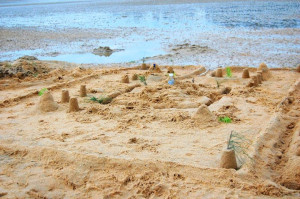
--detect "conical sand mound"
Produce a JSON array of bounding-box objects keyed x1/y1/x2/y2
[
  {"x1": 148, "y1": 64, "x2": 162, "y2": 73},
  {"x1": 38, "y1": 91, "x2": 58, "y2": 112},
  {"x1": 192, "y1": 104, "x2": 216, "y2": 123}
]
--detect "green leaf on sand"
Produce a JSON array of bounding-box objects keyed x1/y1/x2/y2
[
  {"x1": 219, "y1": 116, "x2": 232, "y2": 123},
  {"x1": 38, "y1": 88, "x2": 48, "y2": 96},
  {"x1": 226, "y1": 67, "x2": 232, "y2": 77}
]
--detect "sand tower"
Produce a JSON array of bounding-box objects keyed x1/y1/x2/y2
[
  {"x1": 216, "y1": 68, "x2": 223, "y2": 77},
  {"x1": 256, "y1": 72, "x2": 262, "y2": 84},
  {"x1": 141, "y1": 63, "x2": 148, "y2": 70},
  {"x1": 242, "y1": 68, "x2": 250, "y2": 78},
  {"x1": 251, "y1": 76, "x2": 258, "y2": 87},
  {"x1": 258, "y1": 63, "x2": 271, "y2": 80},
  {"x1": 80, "y1": 85, "x2": 87, "y2": 97},
  {"x1": 38, "y1": 91, "x2": 58, "y2": 112},
  {"x1": 296, "y1": 65, "x2": 300, "y2": 73},
  {"x1": 69, "y1": 98, "x2": 79, "y2": 112},
  {"x1": 61, "y1": 89, "x2": 70, "y2": 103}
]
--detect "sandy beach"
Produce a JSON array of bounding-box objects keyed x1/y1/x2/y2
[{"x1": 0, "y1": 57, "x2": 299, "y2": 198}]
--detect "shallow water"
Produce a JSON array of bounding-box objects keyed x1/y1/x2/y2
[{"x1": 0, "y1": 0, "x2": 299, "y2": 67}]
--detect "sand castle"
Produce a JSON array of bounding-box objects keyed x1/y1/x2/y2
[
  {"x1": 220, "y1": 149, "x2": 238, "y2": 169},
  {"x1": 121, "y1": 75, "x2": 129, "y2": 83},
  {"x1": 257, "y1": 72, "x2": 262, "y2": 84},
  {"x1": 216, "y1": 68, "x2": 223, "y2": 77},
  {"x1": 80, "y1": 85, "x2": 87, "y2": 97},
  {"x1": 37, "y1": 91, "x2": 58, "y2": 112},
  {"x1": 252, "y1": 75, "x2": 258, "y2": 87},
  {"x1": 61, "y1": 89, "x2": 70, "y2": 103},
  {"x1": 2, "y1": 61, "x2": 300, "y2": 197},
  {"x1": 69, "y1": 98, "x2": 79, "y2": 112},
  {"x1": 242, "y1": 68, "x2": 250, "y2": 78},
  {"x1": 140, "y1": 63, "x2": 149, "y2": 70},
  {"x1": 258, "y1": 63, "x2": 271, "y2": 80}
]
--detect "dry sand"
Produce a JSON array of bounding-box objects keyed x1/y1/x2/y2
[{"x1": 0, "y1": 59, "x2": 299, "y2": 198}]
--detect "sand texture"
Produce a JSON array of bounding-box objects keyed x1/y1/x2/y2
[{"x1": 0, "y1": 60, "x2": 299, "y2": 198}]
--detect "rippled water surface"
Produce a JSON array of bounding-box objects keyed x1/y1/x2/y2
[{"x1": 0, "y1": 0, "x2": 299, "y2": 67}]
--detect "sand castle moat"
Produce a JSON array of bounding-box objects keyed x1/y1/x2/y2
[{"x1": 0, "y1": 59, "x2": 299, "y2": 198}]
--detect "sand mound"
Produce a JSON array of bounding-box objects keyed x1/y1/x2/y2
[
  {"x1": 296, "y1": 65, "x2": 300, "y2": 73},
  {"x1": 148, "y1": 64, "x2": 162, "y2": 73},
  {"x1": 220, "y1": 149, "x2": 238, "y2": 169},
  {"x1": 192, "y1": 104, "x2": 216, "y2": 123},
  {"x1": 140, "y1": 63, "x2": 149, "y2": 70},
  {"x1": 258, "y1": 63, "x2": 271, "y2": 80},
  {"x1": 121, "y1": 75, "x2": 129, "y2": 83},
  {"x1": 167, "y1": 67, "x2": 174, "y2": 73},
  {"x1": 37, "y1": 91, "x2": 58, "y2": 112},
  {"x1": 132, "y1": 74, "x2": 138, "y2": 80}
]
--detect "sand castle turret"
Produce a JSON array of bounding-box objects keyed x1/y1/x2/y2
[
  {"x1": 220, "y1": 149, "x2": 238, "y2": 169},
  {"x1": 80, "y1": 85, "x2": 87, "y2": 97},
  {"x1": 252, "y1": 76, "x2": 258, "y2": 87},
  {"x1": 69, "y1": 98, "x2": 79, "y2": 112},
  {"x1": 61, "y1": 89, "x2": 70, "y2": 103},
  {"x1": 258, "y1": 63, "x2": 271, "y2": 80},
  {"x1": 256, "y1": 72, "x2": 262, "y2": 84},
  {"x1": 38, "y1": 91, "x2": 58, "y2": 112},
  {"x1": 242, "y1": 68, "x2": 250, "y2": 78},
  {"x1": 216, "y1": 68, "x2": 223, "y2": 77},
  {"x1": 140, "y1": 63, "x2": 149, "y2": 70},
  {"x1": 121, "y1": 75, "x2": 129, "y2": 83}
]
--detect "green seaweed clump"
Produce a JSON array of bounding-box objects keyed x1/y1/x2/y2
[
  {"x1": 219, "y1": 116, "x2": 232, "y2": 123},
  {"x1": 38, "y1": 88, "x2": 48, "y2": 96},
  {"x1": 226, "y1": 67, "x2": 232, "y2": 78},
  {"x1": 138, "y1": 75, "x2": 147, "y2": 85}
]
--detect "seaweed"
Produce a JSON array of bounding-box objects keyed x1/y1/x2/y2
[
  {"x1": 227, "y1": 131, "x2": 252, "y2": 165},
  {"x1": 219, "y1": 116, "x2": 232, "y2": 123},
  {"x1": 89, "y1": 96, "x2": 112, "y2": 104},
  {"x1": 138, "y1": 75, "x2": 147, "y2": 85},
  {"x1": 226, "y1": 67, "x2": 232, "y2": 78},
  {"x1": 38, "y1": 88, "x2": 48, "y2": 96}
]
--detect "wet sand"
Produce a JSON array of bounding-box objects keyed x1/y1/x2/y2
[
  {"x1": 0, "y1": 58, "x2": 299, "y2": 198},
  {"x1": 0, "y1": 0, "x2": 299, "y2": 67}
]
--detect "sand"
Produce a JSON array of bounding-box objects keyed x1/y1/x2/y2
[{"x1": 0, "y1": 60, "x2": 299, "y2": 198}]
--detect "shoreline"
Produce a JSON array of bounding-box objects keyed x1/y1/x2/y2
[{"x1": 1, "y1": 27, "x2": 299, "y2": 68}]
